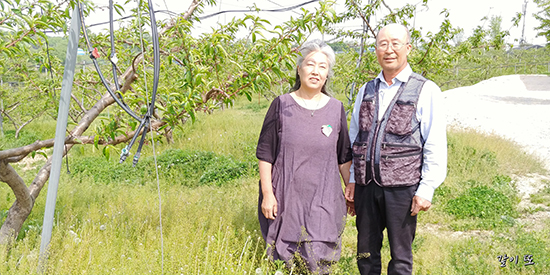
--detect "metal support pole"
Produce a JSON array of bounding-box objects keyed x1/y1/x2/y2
[{"x1": 37, "y1": 5, "x2": 80, "y2": 273}]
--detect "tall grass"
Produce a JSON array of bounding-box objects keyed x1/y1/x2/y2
[{"x1": 1, "y1": 96, "x2": 549, "y2": 274}]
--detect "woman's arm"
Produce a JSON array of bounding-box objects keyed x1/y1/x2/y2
[
  {"x1": 339, "y1": 161, "x2": 355, "y2": 216},
  {"x1": 259, "y1": 160, "x2": 277, "y2": 220},
  {"x1": 339, "y1": 161, "x2": 351, "y2": 188}
]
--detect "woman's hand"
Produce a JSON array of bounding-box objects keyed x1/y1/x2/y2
[
  {"x1": 338, "y1": 161, "x2": 354, "y2": 216},
  {"x1": 261, "y1": 192, "x2": 278, "y2": 220},
  {"x1": 345, "y1": 182, "x2": 355, "y2": 216},
  {"x1": 344, "y1": 182, "x2": 355, "y2": 202},
  {"x1": 258, "y1": 160, "x2": 277, "y2": 220}
]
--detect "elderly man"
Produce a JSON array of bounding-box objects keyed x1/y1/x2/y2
[{"x1": 344, "y1": 23, "x2": 447, "y2": 274}]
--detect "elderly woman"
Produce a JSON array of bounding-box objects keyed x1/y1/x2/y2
[{"x1": 256, "y1": 40, "x2": 353, "y2": 274}]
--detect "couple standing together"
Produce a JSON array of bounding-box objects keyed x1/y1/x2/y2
[{"x1": 256, "y1": 24, "x2": 447, "y2": 274}]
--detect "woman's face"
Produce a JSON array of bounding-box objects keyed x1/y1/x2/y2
[{"x1": 297, "y1": 51, "x2": 329, "y2": 92}]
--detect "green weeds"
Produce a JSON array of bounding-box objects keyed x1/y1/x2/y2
[
  {"x1": 69, "y1": 149, "x2": 253, "y2": 187},
  {"x1": 530, "y1": 180, "x2": 550, "y2": 207},
  {"x1": 1, "y1": 97, "x2": 549, "y2": 274},
  {"x1": 0, "y1": 130, "x2": 43, "y2": 150},
  {"x1": 445, "y1": 185, "x2": 517, "y2": 229}
]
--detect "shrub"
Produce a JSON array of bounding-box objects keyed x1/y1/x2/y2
[
  {"x1": 445, "y1": 185, "x2": 517, "y2": 220},
  {"x1": 69, "y1": 149, "x2": 251, "y2": 187},
  {"x1": 199, "y1": 159, "x2": 248, "y2": 186}
]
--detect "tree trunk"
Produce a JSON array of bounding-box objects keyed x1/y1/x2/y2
[{"x1": 0, "y1": 161, "x2": 34, "y2": 245}]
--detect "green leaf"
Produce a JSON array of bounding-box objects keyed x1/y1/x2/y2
[
  {"x1": 272, "y1": 66, "x2": 282, "y2": 78},
  {"x1": 194, "y1": 73, "x2": 204, "y2": 87},
  {"x1": 114, "y1": 4, "x2": 125, "y2": 16},
  {"x1": 94, "y1": 135, "x2": 100, "y2": 150},
  {"x1": 155, "y1": 102, "x2": 166, "y2": 112},
  {"x1": 103, "y1": 146, "x2": 110, "y2": 160},
  {"x1": 129, "y1": 120, "x2": 137, "y2": 131},
  {"x1": 285, "y1": 61, "x2": 294, "y2": 71},
  {"x1": 229, "y1": 59, "x2": 243, "y2": 70},
  {"x1": 37, "y1": 151, "x2": 48, "y2": 159}
]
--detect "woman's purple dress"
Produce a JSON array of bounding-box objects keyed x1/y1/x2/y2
[{"x1": 256, "y1": 93, "x2": 352, "y2": 272}]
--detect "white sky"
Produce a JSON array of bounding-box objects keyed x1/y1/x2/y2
[{"x1": 86, "y1": 0, "x2": 546, "y2": 45}]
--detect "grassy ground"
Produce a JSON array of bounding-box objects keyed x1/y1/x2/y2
[{"x1": 1, "y1": 96, "x2": 549, "y2": 274}]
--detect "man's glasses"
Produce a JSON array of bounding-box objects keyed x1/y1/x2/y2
[{"x1": 376, "y1": 41, "x2": 409, "y2": 51}]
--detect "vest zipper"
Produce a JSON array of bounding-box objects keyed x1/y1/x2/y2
[
  {"x1": 382, "y1": 151, "x2": 422, "y2": 160},
  {"x1": 382, "y1": 143, "x2": 421, "y2": 148},
  {"x1": 370, "y1": 119, "x2": 383, "y2": 184}
]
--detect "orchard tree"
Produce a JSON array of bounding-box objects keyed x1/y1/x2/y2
[
  {"x1": 489, "y1": 16, "x2": 509, "y2": 50},
  {"x1": 328, "y1": 0, "x2": 463, "y2": 104},
  {"x1": 0, "y1": 0, "x2": 70, "y2": 137},
  {"x1": 0, "y1": 0, "x2": 337, "y2": 245},
  {"x1": 534, "y1": 0, "x2": 550, "y2": 44}
]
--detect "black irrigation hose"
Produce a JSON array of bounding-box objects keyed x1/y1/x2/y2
[
  {"x1": 109, "y1": 0, "x2": 121, "y2": 92},
  {"x1": 130, "y1": 0, "x2": 161, "y2": 167},
  {"x1": 147, "y1": 0, "x2": 160, "y2": 113},
  {"x1": 120, "y1": 118, "x2": 147, "y2": 163},
  {"x1": 77, "y1": 1, "x2": 160, "y2": 165},
  {"x1": 78, "y1": 1, "x2": 142, "y2": 122},
  {"x1": 133, "y1": 119, "x2": 149, "y2": 167}
]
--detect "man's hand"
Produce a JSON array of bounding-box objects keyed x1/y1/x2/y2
[
  {"x1": 345, "y1": 183, "x2": 356, "y2": 216},
  {"x1": 410, "y1": 195, "x2": 431, "y2": 216}
]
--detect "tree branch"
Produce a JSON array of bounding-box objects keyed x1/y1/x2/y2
[
  {"x1": 349, "y1": 0, "x2": 378, "y2": 38},
  {"x1": 0, "y1": 119, "x2": 166, "y2": 163},
  {"x1": 416, "y1": 40, "x2": 434, "y2": 65},
  {"x1": 1, "y1": 108, "x2": 19, "y2": 130},
  {"x1": 5, "y1": 28, "x2": 34, "y2": 49},
  {"x1": 71, "y1": 93, "x2": 87, "y2": 114},
  {"x1": 381, "y1": 0, "x2": 392, "y2": 13},
  {"x1": 162, "y1": 0, "x2": 203, "y2": 34},
  {"x1": 15, "y1": 108, "x2": 47, "y2": 138}
]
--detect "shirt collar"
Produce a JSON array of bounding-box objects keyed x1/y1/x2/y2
[{"x1": 376, "y1": 64, "x2": 412, "y2": 86}]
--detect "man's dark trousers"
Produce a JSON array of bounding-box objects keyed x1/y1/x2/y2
[{"x1": 354, "y1": 182, "x2": 418, "y2": 275}]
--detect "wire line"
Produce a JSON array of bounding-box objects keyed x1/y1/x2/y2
[
  {"x1": 199, "y1": 0, "x2": 320, "y2": 19},
  {"x1": 137, "y1": 1, "x2": 164, "y2": 273},
  {"x1": 52, "y1": 0, "x2": 320, "y2": 32}
]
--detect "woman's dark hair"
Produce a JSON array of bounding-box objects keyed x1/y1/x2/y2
[{"x1": 289, "y1": 39, "x2": 335, "y2": 95}]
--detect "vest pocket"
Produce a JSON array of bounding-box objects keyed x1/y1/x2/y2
[
  {"x1": 352, "y1": 142, "x2": 370, "y2": 185},
  {"x1": 359, "y1": 100, "x2": 375, "y2": 132},
  {"x1": 386, "y1": 100, "x2": 415, "y2": 135},
  {"x1": 379, "y1": 143, "x2": 422, "y2": 187}
]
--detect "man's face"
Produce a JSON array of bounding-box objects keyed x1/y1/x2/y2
[{"x1": 376, "y1": 26, "x2": 412, "y2": 77}]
